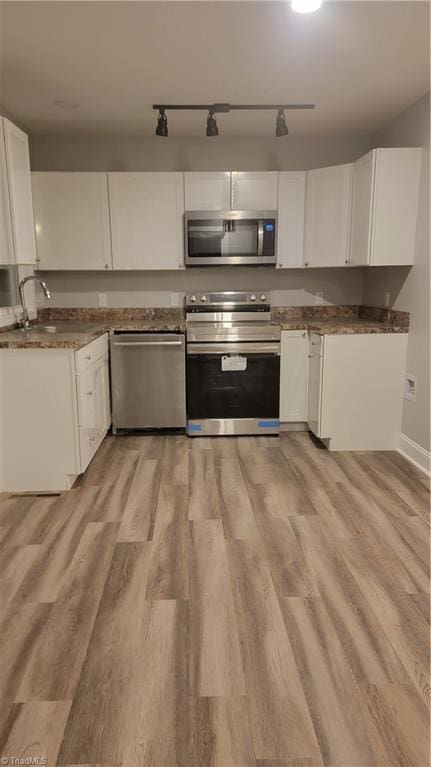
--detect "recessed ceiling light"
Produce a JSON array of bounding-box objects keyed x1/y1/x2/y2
[
  {"x1": 291, "y1": 0, "x2": 322, "y2": 13},
  {"x1": 53, "y1": 99, "x2": 80, "y2": 109}
]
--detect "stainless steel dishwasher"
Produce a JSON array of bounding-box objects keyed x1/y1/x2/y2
[{"x1": 110, "y1": 332, "x2": 186, "y2": 432}]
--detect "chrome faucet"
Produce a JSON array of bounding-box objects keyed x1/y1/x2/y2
[{"x1": 18, "y1": 275, "x2": 52, "y2": 329}]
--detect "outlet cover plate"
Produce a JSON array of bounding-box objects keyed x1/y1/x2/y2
[{"x1": 403, "y1": 373, "x2": 417, "y2": 402}]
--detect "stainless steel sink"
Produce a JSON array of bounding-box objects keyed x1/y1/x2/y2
[{"x1": 27, "y1": 322, "x2": 96, "y2": 334}]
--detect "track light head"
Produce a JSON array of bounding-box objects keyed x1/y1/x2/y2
[
  {"x1": 206, "y1": 110, "x2": 219, "y2": 137},
  {"x1": 275, "y1": 109, "x2": 289, "y2": 137},
  {"x1": 155, "y1": 108, "x2": 168, "y2": 137}
]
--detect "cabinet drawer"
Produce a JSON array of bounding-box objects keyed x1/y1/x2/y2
[{"x1": 75, "y1": 333, "x2": 108, "y2": 374}]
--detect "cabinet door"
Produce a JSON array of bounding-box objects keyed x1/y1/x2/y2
[
  {"x1": 2, "y1": 119, "x2": 37, "y2": 265},
  {"x1": 370, "y1": 148, "x2": 422, "y2": 266},
  {"x1": 77, "y1": 361, "x2": 99, "y2": 471},
  {"x1": 109, "y1": 172, "x2": 184, "y2": 270},
  {"x1": 97, "y1": 354, "x2": 111, "y2": 433},
  {"x1": 277, "y1": 172, "x2": 305, "y2": 268},
  {"x1": 231, "y1": 171, "x2": 278, "y2": 210},
  {"x1": 184, "y1": 172, "x2": 230, "y2": 210},
  {"x1": 304, "y1": 164, "x2": 352, "y2": 267},
  {"x1": 349, "y1": 151, "x2": 375, "y2": 266},
  {"x1": 31, "y1": 172, "x2": 112, "y2": 270},
  {"x1": 279, "y1": 330, "x2": 308, "y2": 421},
  {"x1": 0, "y1": 127, "x2": 14, "y2": 264},
  {"x1": 307, "y1": 335, "x2": 324, "y2": 437}
]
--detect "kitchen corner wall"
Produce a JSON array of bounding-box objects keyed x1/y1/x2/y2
[
  {"x1": 31, "y1": 132, "x2": 370, "y2": 310},
  {"x1": 363, "y1": 92, "x2": 430, "y2": 454}
]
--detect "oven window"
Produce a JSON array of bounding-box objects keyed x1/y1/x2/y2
[
  {"x1": 187, "y1": 353, "x2": 280, "y2": 419},
  {"x1": 187, "y1": 219, "x2": 259, "y2": 259}
]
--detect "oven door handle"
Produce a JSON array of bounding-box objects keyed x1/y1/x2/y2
[{"x1": 187, "y1": 342, "x2": 280, "y2": 355}]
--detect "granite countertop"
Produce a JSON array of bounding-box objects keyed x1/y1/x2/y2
[
  {"x1": 0, "y1": 309, "x2": 186, "y2": 350},
  {"x1": 271, "y1": 305, "x2": 409, "y2": 335},
  {"x1": 0, "y1": 305, "x2": 409, "y2": 349},
  {"x1": 274, "y1": 318, "x2": 409, "y2": 334}
]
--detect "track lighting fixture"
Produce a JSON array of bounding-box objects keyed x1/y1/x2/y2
[
  {"x1": 275, "y1": 109, "x2": 289, "y2": 137},
  {"x1": 206, "y1": 110, "x2": 219, "y2": 137},
  {"x1": 153, "y1": 103, "x2": 314, "y2": 137},
  {"x1": 155, "y1": 108, "x2": 168, "y2": 137}
]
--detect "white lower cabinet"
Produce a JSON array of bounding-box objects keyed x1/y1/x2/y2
[
  {"x1": 279, "y1": 330, "x2": 308, "y2": 421},
  {"x1": 307, "y1": 332, "x2": 408, "y2": 451},
  {"x1": 0, "y1": 334, "x2": 110, "y2": 492}
]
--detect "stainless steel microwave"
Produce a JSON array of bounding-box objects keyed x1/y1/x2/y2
[{"x1": 185, "y1": 210, "x2": 277, "y2": 267}]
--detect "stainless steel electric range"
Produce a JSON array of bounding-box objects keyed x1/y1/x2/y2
[{"x1": 185, "y1": 291, "x2": 281, "y2": 436}]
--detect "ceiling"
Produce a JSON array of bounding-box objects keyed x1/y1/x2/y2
[{"x1": 0, "y1": 1, "x2": 429, "y2": 137}]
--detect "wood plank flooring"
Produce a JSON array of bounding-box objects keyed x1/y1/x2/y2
[{"x1": 0, "y1": 432, "x2": 429, "y2": 766}]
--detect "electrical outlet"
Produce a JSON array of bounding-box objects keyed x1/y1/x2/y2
[
  {"x1": 170, "y1": 293, "x2": 179, "y2": 307},
  {"x1": 403, "y1": 373, "x2": 417, "y2": 402},
  {"x1": 98, "y1": 292, "x2": 107, "y2": 307},
  {"x1": 384, "y1": 291, "x2": 390, "y2": 308},
  {"x1": 315, "y1": 291, "x2": 324, "y2": 305}
]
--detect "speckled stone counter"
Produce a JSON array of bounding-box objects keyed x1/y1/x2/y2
[
  {"x1": 271, "y1": 305, "x2": 409, "y2": 334},
  {"x1": 0, "y1": 308, "x2": 186, "y2": 349},
  {"x1": 0, "y1": 305, "x2": 408, "y2": 348}
]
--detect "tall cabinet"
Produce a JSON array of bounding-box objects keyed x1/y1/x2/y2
[
  {"x1": 2, "y1": 118, "x2": 37, "y2": 265},
  {"x1": 0, "y1": 126, "x2": 14, "y2": 265}
]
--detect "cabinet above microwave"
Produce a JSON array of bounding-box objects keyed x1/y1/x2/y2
[{"x1": 184, "y1": 210, "x2": 277, "y2": 267}]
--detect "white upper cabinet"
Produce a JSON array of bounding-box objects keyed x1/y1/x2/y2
[
  {"x1": 184, "y1": 172, "x2": 230, "y2": 210},
  {"x1": 0, "y1": 126, "x2": 14, "y2": 265},
  {"x1": 349, "y1": 151, "x2": 376, "y2": 266},
  {"x1": 303, "y1": 163, "x2": 352, "y2": 268},
  {"x1": 231, "y1": 171, "x2": 278, "y2": 210},
  {"x1": 350, "y1": 148, "x2": 422, "y2": 266},
  {"x1": 276, "y1": 172, "x2": 305, "y2": 269},
  {"x1": 109, "y1": 172, "x2": 185, "y2": 270},
  {"x1": 32, "y1": 173, "x2": 112, "y2": 270},
  {"x1": 2, "y1": 118, "x2": 37, "y2": 265}
]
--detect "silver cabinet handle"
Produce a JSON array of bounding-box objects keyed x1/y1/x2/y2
[{"x1": 113, "y1": 340, "x2": 183, "y2": 347}]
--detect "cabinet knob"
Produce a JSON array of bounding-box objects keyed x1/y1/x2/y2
[
  {"x1": 302, "y1": 332, "x2": 306, "y2": 338},
  {"x1": 345, "y1": 258, "x2": 349, "y2": 264},
  {"x1": 85, "y1": 355, "x2": 91, "y2": 361},
  {"x1": 278, "y1": 262, "x2": 283, "y2": 268},
  {"x1": 178, "y1": 263, "x2": 184, "y2": 269},
  {"x1": 86, "y1": 390, "x2": 93, "y2": 396},
  {"x1": 104, "y1": 263, "x2": 110, "y2": 269},
  {"x1": 304, "y1": 261, "x2": 310, "y2": 267}
]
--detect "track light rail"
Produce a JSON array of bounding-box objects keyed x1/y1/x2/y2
[{"x1": 153, "y1": 103, "x2": 315, "y2": 111}]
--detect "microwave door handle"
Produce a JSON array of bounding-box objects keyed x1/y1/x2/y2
[{"x1": 257, "y1": 221, "x2": 264, "y2": 256}]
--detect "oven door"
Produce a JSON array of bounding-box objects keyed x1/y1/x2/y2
[
  {"x1": 186, "y1": 342, "x2": 280, "y2": 435},
  {"x1": 185, "y1": 211, "x2": 277, "y2": 266}
]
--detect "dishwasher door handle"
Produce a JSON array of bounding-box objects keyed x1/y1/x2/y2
[{"x1": 112, "y1": 340, "x2": 183, "y2": 347}]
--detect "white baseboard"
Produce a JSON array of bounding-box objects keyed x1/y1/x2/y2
[{"x1": 398, "y1": 433, "x2": 431, "y2": 477}]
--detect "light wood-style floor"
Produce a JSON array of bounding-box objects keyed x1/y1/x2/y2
[{"x1": 0, "y1": 432, "x2": 429, "y2": 766}]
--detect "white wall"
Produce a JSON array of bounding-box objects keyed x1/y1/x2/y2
[
  {"x1": 363, "y1": 93, "x2": 430, "y2": 453},
  {"x1": 39, "y1": 267, "x2": 365, "y2": 309},
  {"x1": 29, "y1": 134, "x2": 370, "y2": 173}
]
